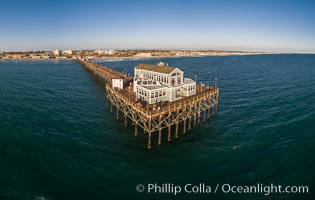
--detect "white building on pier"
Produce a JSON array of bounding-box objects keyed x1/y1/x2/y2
[{"x1": 133, "y1": 62, "x2": 196, "y2": 104}]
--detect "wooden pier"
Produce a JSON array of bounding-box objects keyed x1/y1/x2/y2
[{"x1": 78, "y1": 59, "x2": 219, "y2": 149}]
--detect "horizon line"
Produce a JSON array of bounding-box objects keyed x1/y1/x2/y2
[{"x1": 1, "y1": 47, "x2": 315, "y2": 54}]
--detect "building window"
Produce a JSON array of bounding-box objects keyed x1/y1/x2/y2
[
  {"x1": 171, "y1": 78, "x2": 175, "y2": 86},
  {"x1": 175, "y1": 89, "x2": 181, "y2": 98},
  {"x1": 177, "y1": 77, "x2": 181, "y2": 85}
]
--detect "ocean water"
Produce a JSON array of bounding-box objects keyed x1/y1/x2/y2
[{"x1": 0, "y1": 55, "x2": 314, "y2": 200}]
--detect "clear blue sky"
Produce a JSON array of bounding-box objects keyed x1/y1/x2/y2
[{"x1": 0, "y1": 0, "x2": 314, "y2": 52}]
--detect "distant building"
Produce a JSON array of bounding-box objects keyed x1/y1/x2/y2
[
  {"x1": 52, "y1": 49, "x2": 60, "y2": 56},
  {"x1": 134, "y1": 52, "x2": 152, "y2": 57},
  {"x1": 133, "y1": 62, "x2": 196, "y2": 104},
  {"x1": 94, "y1": 49, "x2": 116, "y2": 55},
  {"x1": 62, "y1": 49, "x2": 73, "y2": 55}
]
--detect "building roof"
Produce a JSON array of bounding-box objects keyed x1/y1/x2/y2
[
  {"x1": 184, "y1": 78, "x2": 195, "y2": 84},
  {"x1": 136, "y1": 63, "x2": 177, "y2": 74},
  {"x1": 138, "y1": 85, "x2": 164, "y2": 90}
]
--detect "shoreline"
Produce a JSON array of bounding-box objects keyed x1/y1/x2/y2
[
  {"x1": 1, "y1": 52, "x2": 313, "y2": 61},
  {"x1": 0, "y1": 52, "x2": 294, "y2": 61},
  {"x1": 96, "y1": 52, "x2": 277, "y2": 61}
]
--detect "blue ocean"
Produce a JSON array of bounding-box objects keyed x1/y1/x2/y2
[{"x1": 0, "y1": 54, "x2": 314, "y2": 199}]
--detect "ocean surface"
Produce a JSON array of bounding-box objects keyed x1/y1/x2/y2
[{"x1": 0, "y1": 55, "x2": 314, "y2": 200}]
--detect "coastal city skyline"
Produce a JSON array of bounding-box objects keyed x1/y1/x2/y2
[{"x1": 1, "y1": 0, "x2": 314, "y2": 53}]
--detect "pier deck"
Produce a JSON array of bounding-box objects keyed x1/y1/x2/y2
[{"x1": 78, "y1": 59, "x2": 219, "y2": 149}]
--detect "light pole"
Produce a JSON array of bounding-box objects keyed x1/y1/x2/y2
[
  {"x1": 201, "y1": 82, "x2": 203, "y2": 96},
  {"x1": 129, "y1": 82, "x2": 132, "y2": 102},
  {"x1": 201, "y1": 83, "x2": 204, "y2": 96},
  {"x1": 215, "y1": 77, "x2": 217, "y2": 89},
  {"x1": 129, "y1": 86, "x2": 131, "y2": 102}
]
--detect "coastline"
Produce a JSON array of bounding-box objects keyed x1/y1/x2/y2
[
  {"x1": 0, "y1": 52, "x2": 280, "y2": 61},
  {"x1": 97, "y1": 52, "x2": 276, "y2": 61},
  {"x1": 1, "y1": 51, "x2": 312, "y2": 62}
]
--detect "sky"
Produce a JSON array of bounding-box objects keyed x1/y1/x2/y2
[{"x1": 0, "y1": 0, "x2": 314, "y2": 53}]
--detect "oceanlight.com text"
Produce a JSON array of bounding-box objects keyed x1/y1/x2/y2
[{"x1": 135, "y1": 183, "x2": 309, "y2": 196}]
